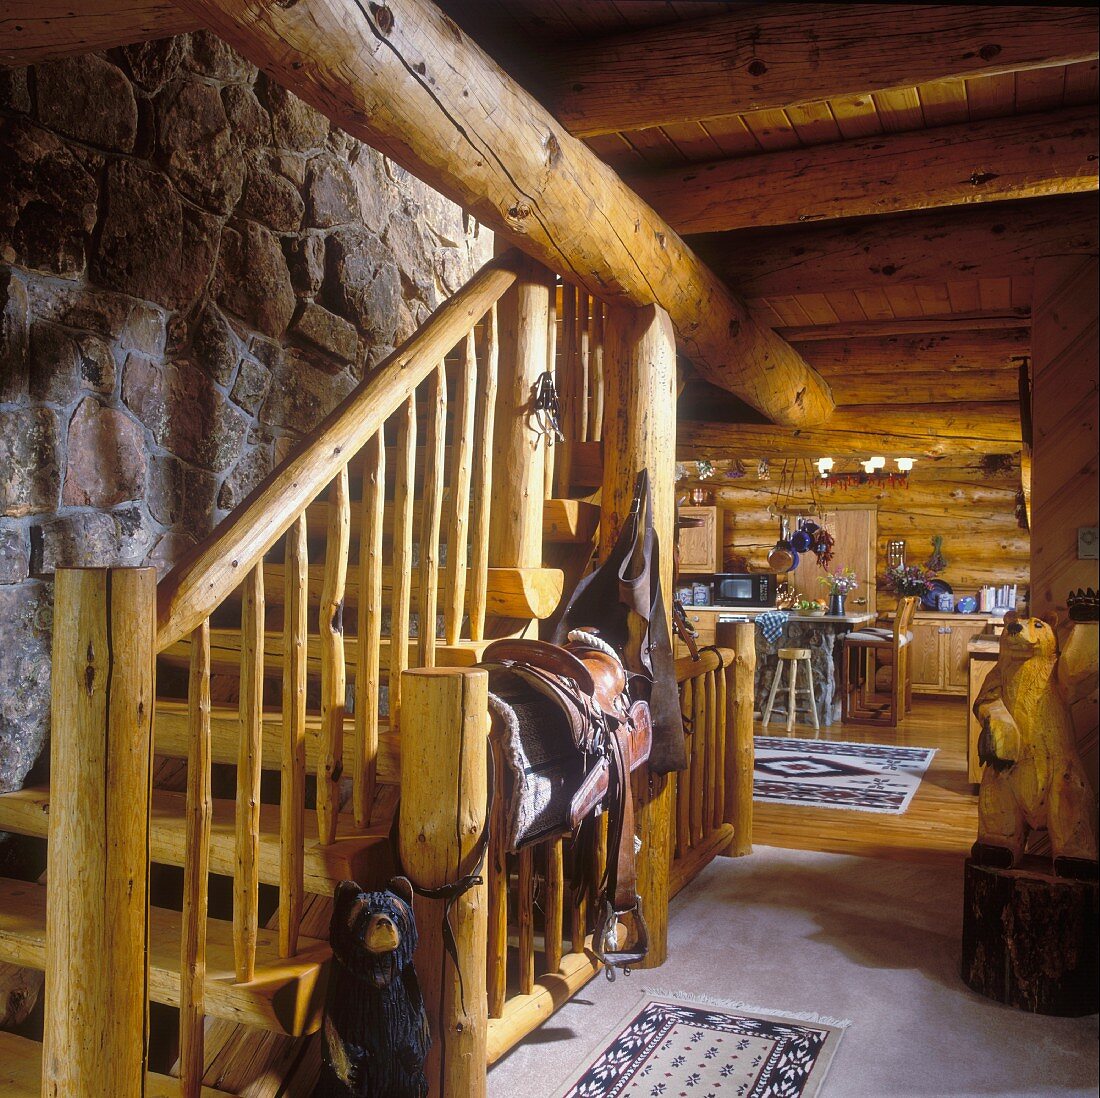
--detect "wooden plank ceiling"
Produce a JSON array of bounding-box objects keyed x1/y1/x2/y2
[{"x1": 431, "y1": 0, "x2": 1098, "y2": 456}]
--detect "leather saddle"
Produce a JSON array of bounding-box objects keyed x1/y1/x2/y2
[{"x1": 481, "y1": 634, "x2": 653, "y2": 973}]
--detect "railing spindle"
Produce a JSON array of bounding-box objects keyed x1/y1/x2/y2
[
  {"x1": 578, "y1": 291, "x2": 591, "y2": 442},
  {"x1": 235, "y1": 565, "x2": 264, "y2": 983},
  {"x1": 444, "y1": 331, "x2": 476, "y2": 645},
  {"x1": 469, "y1": 307, "x2": 499, "y2": 643},
  {"x1": 419, "y1": 365, "x2": 447, "y2": 666},
  {"x1": 390, "y1": 396, "x2": 417, "y2": 729},
  {"x1": 677, "y1": 681, "x2": 692, "y2": 858},
  {"x1": 487, "y1": 736, "x2": 508, "y2": 1018},
  {"x1": 280, "y1": 514, "x2": 307, "y2": 957},
  {"x1": 713, "y1": 659, "x2": 728, "y2": 833},
  {"x1": 545, "y1": 837, "x2": 564, "y2": 973},
  {"x1": 690, "y1": 675, "x2": 706, "y2": 847},
  {"x1": 518, "y1": 847, "x2": 535, "y2": 995},
  {"x1": 543, "y1": 281, "x2": 558, "y2": 500},
  {"x1": 555, "y1": 285, "x2": 577, "y2": 496},
  {"x1": 355, "y1": 434, "x2": 385, "y2": 828},
  {"x1": 588, "y1": 300, "x2": 604, "y2": 442},
  {"x1": 180, "y1": 619, "x2": 211, "y2": 1097},
  {"x1": 704, "y1": 670, "x2": 717, "y2": 836},
  {"x1": 319, "y1": 467, "x2": 350, "y2": 846}
]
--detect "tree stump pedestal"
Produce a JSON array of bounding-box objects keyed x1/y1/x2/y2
[{"x1": 961, "y1": 856, "x2": 1098, "y2": 1016}]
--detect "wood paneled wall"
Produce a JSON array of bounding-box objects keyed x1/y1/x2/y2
[
  {"x1": 1030, "y1": 253, "x2": 1099, "y2": 789},
  {"x1": 680, "y1": 456, "x2": 1029, "y2": 609}
]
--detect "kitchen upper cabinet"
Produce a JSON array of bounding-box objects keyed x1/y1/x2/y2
[
  {"x1": 788, "y1": 507, "x2": 877, "y2": 615},
  {"x1": 678, "y1": 506, "x2": 720, "y2": 574},
  {"x1": 908, "y1": 614, "x2": 992, "y2": 695}
]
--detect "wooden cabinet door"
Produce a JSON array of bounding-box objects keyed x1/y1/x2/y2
[
  {"x1": 678, "y1": 506, "x2": 718, "y2": 573},
  {"x1": 788, "y1": 507, "x2": 876, "y2": 614},
  {"x1": 909, "y1": 620, "x2": 944, "y2": 690},
  {"x1": 945, "y1": 622, "x2": 988, "y2": 690}
]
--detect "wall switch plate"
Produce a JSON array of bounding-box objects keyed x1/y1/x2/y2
[{"x1": 1078, "y1": 526, "x2": 1099, "y2": 560}]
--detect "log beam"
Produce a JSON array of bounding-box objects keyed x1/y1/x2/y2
[
  {"x1": 799, "y1": 329, "x2": 1030, "y2": 373},
  {"x1": 709, "y1": 195, "x2": 1099, "y2": 300},
  {"x1": 0, "y1": 1, "x2": 200, "y2": 65},
  {"x1": 679, "y1": 402, "x2": 1022, "y2": 459},
  {"x1": 634, "y1": 107, "x2": 1099, "y2": 235},
  {"x1": 172, "y1": 0, "x2": 834, "y2": 426},
  {"x1": 775, "y1": 310, "x2": 1030, "y2": 341},
  {"x1": 539, "y1": 4, "x2": 1099, "y2": 137}
]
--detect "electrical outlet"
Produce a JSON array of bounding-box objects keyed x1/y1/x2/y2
[{"x1": 1079, "y1": 526, "x2": 1099, "y2": 560}]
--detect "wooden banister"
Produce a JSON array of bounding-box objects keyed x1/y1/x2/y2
[{"x1": 155, "y1": 251, "x2": 522, "y2": 652}]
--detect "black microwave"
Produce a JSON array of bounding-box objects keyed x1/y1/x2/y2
[{"x1": 712, "y1": 573, "x2": 776, "y2": 608}]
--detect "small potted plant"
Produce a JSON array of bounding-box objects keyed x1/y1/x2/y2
[
  {"x1": 819, "y1": 566, "x2": 859, "y2": 615},
  {"x1": 884, "y1": 563, "x2": 937, "y2": 600}
]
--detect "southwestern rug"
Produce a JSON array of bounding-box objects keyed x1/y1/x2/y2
[
  {"x1": 753, "y1": 736, "x2": 936, "y2": 814},
  {"x1": 560, "y1": 992, "x2": 847, "y2": 1097}
]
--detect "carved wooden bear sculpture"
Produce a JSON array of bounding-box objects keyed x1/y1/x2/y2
[
  {"x1": 315, "y1": 878, "x2": 430, "y2": 1098},
  {"x1": 972, "y1": 613, "x2": 1098, "y2": 878}
]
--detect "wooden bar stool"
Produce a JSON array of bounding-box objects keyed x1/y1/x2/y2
[
  {"x1": 761, "y1": 647, "x2": 820, "y2": 734},
  {"x1": 841, "y1": 596, "x2": 918, "y2": 727}
]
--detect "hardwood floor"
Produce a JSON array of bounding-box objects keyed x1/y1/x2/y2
[{"x1": 751, "y1": 695, "x2": 978, "y2": 865}]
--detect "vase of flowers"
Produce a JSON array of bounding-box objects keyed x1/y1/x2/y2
[
  {"x1": 819, "y1": 566, "x2": 859, "y2": 615},
  {"x1": 884, "y1": 563, "x2": 937, "y2": 599}
]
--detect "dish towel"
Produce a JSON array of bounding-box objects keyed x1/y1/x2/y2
[{"x1": 756, "y1": 610, "x2": 790, "y2": 645}]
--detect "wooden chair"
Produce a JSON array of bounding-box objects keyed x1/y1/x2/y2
[{"x1": 841, "y1": 596, "x2": 919, "y2": 727}]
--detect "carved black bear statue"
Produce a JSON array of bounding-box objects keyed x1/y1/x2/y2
[{"x1": 315, "y1": 878, "x2": 431, "y2": 1098}]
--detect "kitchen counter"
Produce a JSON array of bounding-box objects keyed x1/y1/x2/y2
[
  {"x1": 968, "y1": 636, "x2": 1001, "y2": 658},
  {"x1": 681, "y1": 606, "x2": 874, "y2": 626}
]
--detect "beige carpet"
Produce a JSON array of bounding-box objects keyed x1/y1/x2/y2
[{"x1": 488, "y1": 847, "x2": 1098, "y2": 1097}]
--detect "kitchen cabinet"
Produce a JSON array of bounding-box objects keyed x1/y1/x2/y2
[
  {"x1": 907, "y1": 613, "x2": 991, "y2": 695},
  {"x1": 678, "y1": 505, "x2": 720, "y2": 574},
  {"x1": 788, "y1": 507, "x2": 877, "y2": 616},
  {"x1": 673, "y1": 606, "x2": 718, "y2": 658}
]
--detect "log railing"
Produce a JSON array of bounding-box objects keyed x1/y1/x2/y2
[
  {"x1": 670, "y1": 624, "x2": 756, "y2": 897},
  {"x1": 156, "y1": 251, "x2": 519, "y2": 1096}
]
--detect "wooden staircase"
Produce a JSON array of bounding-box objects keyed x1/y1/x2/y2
[{"x1": 0, "y1": 252, "x2": 603, "y2": 1095}]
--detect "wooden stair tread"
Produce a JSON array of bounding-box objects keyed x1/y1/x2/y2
[
  {"x1": 0, "y1": 787, "x2": 393, "y2": 896},
  {"x1": 0, "y1": 877, "x2": 330, "y2": 1036},
  {"x1": 0, "y1": 1030, "x2": 231, "y2": 1096},
  {"x1": 160, "y1": 630, "x2": 490, "y2": 677},
  {"x1": 304, "y1": 496, "x2": 599, "y2": 544},
  {"x1": 153, "y1": 700, "x2": 400, "y2": 784}
]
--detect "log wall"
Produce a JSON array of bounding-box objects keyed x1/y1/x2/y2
[{"x1": 680, "y1": 456, "x2": 1029, "y2": 609}]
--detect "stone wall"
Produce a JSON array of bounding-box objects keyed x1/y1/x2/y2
[{"x1": 0, "y1": 35, "x2": 492, "y2": 792}]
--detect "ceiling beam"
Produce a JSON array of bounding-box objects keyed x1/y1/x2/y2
[
  {"x1": 0, "y1": 1, "x2": 200, "y2": 65},
  {"x1": 775, "y1": 310, "x2": 1030, "y2": 341},
  {"x1": 172, "y1": 0, "x2": 833, "y2": 427},
  {"x1": 799, "y1": 329, "x2": 1030, "y2": 374},
  {"x1": 706, "y1": 195, "x2": 1099, "y2": 300},
  {"x1": 679, "y1": 403, "x2": 1022, "y2": 460},
  {"x1": 539, "y1": 4, "x2": 1099, "y2": 138},
  {"x1": 632, "y1": 107, "x2": 1098, "y2": 235}
]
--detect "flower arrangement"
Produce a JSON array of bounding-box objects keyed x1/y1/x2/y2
[
  {"x1": 696, "y1": 459, "x2": 715, "y2": 480},
  {"x1": 818, "y1": 566, "x2": 859, "y2": 596},
  {"x1": 884, "y1": 563, "x2": 937, "y2": 597}
]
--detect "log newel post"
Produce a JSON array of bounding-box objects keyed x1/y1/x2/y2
[
  {"x1": 489, "y1": 251, "x2": 552, "y2": 636},
  {"x1": 718, "y1": 619, "x2": 756, "y2": 857},
  {"x1": 399, "y1": 668, "x2": 489, "y2": 1098},
  {"x1": 602, "y1": 302, "x2": 677, "y2": 968},
  {"x1": 43, "y1": 567, "x2": 156, "y2": 1098}
]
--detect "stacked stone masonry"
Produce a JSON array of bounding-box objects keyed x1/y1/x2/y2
[{"x1": 0, "y1": 35, "x2": 493, "y2": 792}]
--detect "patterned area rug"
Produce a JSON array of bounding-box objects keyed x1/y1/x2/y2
[
  {"x1": 561, "y1": 993, "x2": 847, "y2": 1097},
  {"x1": 754, "y1": 736, "x2": 936, "y2": 814}
]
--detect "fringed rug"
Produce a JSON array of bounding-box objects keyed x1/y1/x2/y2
[
  {"x1": 561, "y1": 992, "x2": 847, "y2": 1097},
  {"x1": 754, "y1": 736, "x2": 936, "y2": 814}
]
